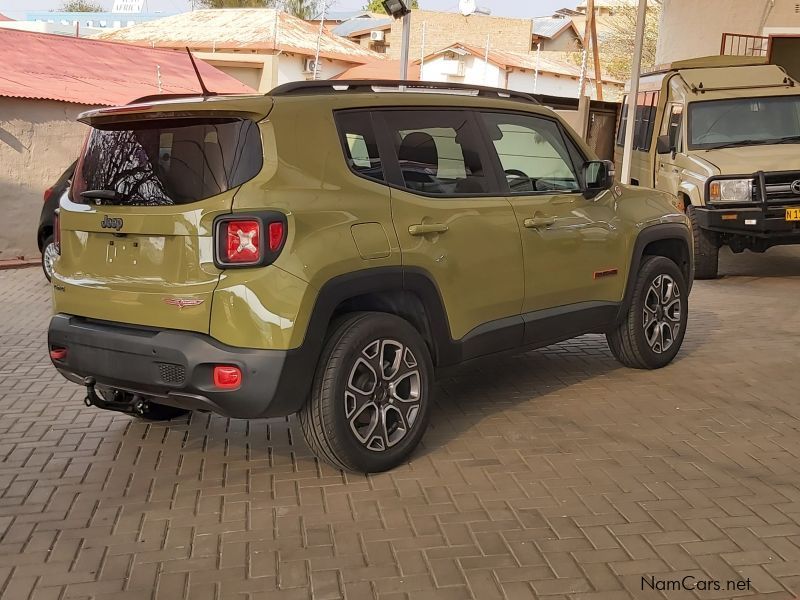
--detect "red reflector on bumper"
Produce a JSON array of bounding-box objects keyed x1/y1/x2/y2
[
  {"x1": 213, "y1": 365, "x2": 242, "y2": 389},
  {"x1": 50, "y1": 347, "x2": 67, "y2": 361}
]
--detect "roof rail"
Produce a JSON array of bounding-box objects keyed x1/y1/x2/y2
[{"x1": 269, "y1": 80, "x2": 540, "y2": 104}]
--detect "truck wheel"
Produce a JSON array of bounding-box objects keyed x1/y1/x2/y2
[
  {"x1": 687, "y1": 205, "x2": 719, "y2": 279},
  {"x1": 299, "y1": 312, "x2": 433, "y2": 473},
  {"x1": 607, "y1": 256, "x2": 688, "y2": 369}
]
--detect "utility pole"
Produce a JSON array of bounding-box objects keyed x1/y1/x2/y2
[
  {"x1": 399, "y1": 12, "x2": 411, "y2": 80},
  {"x1": 313, "y1": 0, "x2": 328, "y2": 80},
  {"x1": 621, "y1": 0, "x2": 648, "y2": 184},
  {"x1": 589, "y1": 0, "x2": 603, "y2": 100}
]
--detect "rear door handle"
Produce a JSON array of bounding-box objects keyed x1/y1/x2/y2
[
  {"x1": 523, "y1": 216, "x2": 556, "y2": 229},
  {"x1": 409, "y1": 223, "x2": 448, "y2": 236}
]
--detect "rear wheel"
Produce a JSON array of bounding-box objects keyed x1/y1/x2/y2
[
  {"x1": 42, "y1": 234, "x2": 57, "y2": 282},
  {"x1": 687, "y1": 205, "x2": 719, "y2": 279},
  {"x1": 607, "y1": 256, "x2": 688, "y2": 369},
  {"x1": 299, "y1": 312, "x2": 433, "y2": 473}
]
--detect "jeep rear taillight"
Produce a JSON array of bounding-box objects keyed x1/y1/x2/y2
[
  {"x1": 224, "y1": 220, "x2": 261, "y2": 264},
  {"x1": 268, "y1": 221, "x2": 284, "y2": 252},
  {"x1": 43, "y1": 186, "x2": 54, "y2": 203},
  {"x1": 214, "y1": 213, "x2": 287, "y2": 269}
]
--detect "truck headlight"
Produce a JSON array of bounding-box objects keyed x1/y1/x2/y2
[{"x1": 709, "y1": 179, "x2": 753, "y2": 203}]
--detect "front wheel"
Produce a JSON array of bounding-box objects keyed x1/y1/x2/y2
[
  {"x1": 687, "y1": 205, "x2": 719, "y2": 279},
  {"x1": 607, "y1": 256, "x2": 688, "y2": 369},
  {"x1": 299, "y1": 312, "x2": 433, "y2": 473}
]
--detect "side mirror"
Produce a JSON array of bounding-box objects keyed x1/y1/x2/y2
[
  {"x1": 583, "y1": 160, "x2": 615, "y2": 198},
  {"x1": 656, "y1": 134, "x2": 674, "y2": 155}
]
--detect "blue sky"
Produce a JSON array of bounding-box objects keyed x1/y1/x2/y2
[{"x1": 0, "y1": 0, "x2": 579, "y2": 20}]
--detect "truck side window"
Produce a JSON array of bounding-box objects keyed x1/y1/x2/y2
[
  {"x1": 615, "y1": 91, "x2": 660, "y2": 151},
  {"x1": 666, "y1": 104, "x2": 684, "y2": 151}
]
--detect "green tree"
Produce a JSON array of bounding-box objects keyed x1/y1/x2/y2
[
  {"x1": 363, "y1": 0, "x2": 419, "y2": 12},
  {"x1": 599, "y1": 1, "x2": 662, "y2": 80},
  {"x1": 284, "y1": 0, "x2": 320, "y2": 19},
  {"x1": 60, "y1": 0, "x2": 103, "y2": 10}
]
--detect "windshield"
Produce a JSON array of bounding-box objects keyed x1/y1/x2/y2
[
  {"x1": 688, "y1": 95, "x2": 800, "y2": 150},
  {"x1": 71, "y1": 117, "x2": 262, "y2": 205}
]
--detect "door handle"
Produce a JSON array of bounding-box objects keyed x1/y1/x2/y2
[
  {"x1": 408, "y1": 223, "x2": 448, "y2": 236},
  {"x1": 523, "y1": 216, "x2": 556, "y2": 229}
]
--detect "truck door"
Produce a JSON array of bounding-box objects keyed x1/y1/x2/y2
[{"x1": 655, "y1": 103, "x2": 684, "y2": 198}]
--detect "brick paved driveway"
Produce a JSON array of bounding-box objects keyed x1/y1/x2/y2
[{"x1": 2, "y1": 248, "x2": 800, "y2": 600}]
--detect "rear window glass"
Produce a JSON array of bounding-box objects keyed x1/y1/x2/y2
[{"x1": 71, "y1": 118, "x2": 262, "y2": 205}]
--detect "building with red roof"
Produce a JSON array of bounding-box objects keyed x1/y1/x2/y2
[
  {"x1": 0, "y1": 28, "x2": 253, "y2": 262},
  {"x1": 94, "y1": 9, "x2": 385, "y2": 92}
]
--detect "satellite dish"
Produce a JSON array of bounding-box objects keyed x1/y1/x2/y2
[{"x1": 459, "y1": 0, "x2": 477, "y2": 16}]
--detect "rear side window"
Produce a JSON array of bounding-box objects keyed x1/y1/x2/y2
[
  {"x1": 71, "y1": 118, "x2": 262, "y2": 206},
  {"x1": 334, "y1": 111, "x2": 384, "y2": 182},
  {"x1": 379, "y1": 110, "x2": 492, "y2": 196}
]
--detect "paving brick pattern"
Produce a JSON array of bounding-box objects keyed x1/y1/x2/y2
[{"x1": 1, "y1": 248, "x2": 800, "y2": 600}]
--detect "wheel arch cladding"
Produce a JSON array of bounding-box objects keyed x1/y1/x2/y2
[
  {"x1": 620, "y1": 223, "x2": 693, "y2": 322},
  {"x1": 302, "y1": 267, "x2": 454, "y2": 374}
]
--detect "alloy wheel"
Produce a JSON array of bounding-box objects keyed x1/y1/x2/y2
[
  {"x1": 345, "y1": 339, "x2": 422, "y2": 452},
  {"x1": 43, "y1": 242, "x2": 58, "y2": 281},
  {"x1": 643, "y1": 274, "x2": 682, "y2": 354}
]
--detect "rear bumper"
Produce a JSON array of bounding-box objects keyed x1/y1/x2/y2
[
  {"x1": 48, "y1": 314, "x2": 310, "y2": 418},
  {"x1": 694, "y1": 206, "x2": 800, "y2": 241}
]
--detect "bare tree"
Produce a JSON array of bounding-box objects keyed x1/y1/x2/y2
[
  {"x1": 600, "y1": 1, "x2": 662, "y2": 80},
  {"x1": 60, "y1": 0, "x2": 103, "y2": 10}
]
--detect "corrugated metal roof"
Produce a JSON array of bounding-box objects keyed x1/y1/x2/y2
[
  {"x1": 95, "y1": 9, "x2": 384, "y2": 65},
  {"x1": 332, "y1": 17, "x2": 393, "y2": 38},
  {"x1": 331, "y1": 60, "x2": 420, "y2": 81},
  {"x1": 0, "y1": 28, "x2": 253, "y2": 106},
  {"x1": 531, "y1": 17, "x2": 573, "y2": 39}
]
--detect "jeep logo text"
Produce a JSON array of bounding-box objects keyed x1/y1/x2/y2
[{"x1": 101, "y1": 216, "x2": 123, "y2": 231}]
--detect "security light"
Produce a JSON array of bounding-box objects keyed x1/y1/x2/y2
[{"x1": 382, "y1": 0, "x2": 411, "y2": 19}]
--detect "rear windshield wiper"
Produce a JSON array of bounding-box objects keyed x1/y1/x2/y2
[{"x1": 80, "y1": 190, "x2": 123, "y2": 204}]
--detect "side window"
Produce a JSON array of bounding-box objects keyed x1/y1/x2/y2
[
  {"x1": 378, "y1": 110, "x2": 491, "y2": 196},
  {"x1": 480, "y1": 111, "x2": 580, "y2": 194},
  {"x1": 334, "y1": 111, "x2": 384, "y2": 182},
  {"x1": 666, "y1": 104, "x2": 684, "y2": 150},
  {"x1": 616, "y1": 91, "x2": 660, "y2": 151}
]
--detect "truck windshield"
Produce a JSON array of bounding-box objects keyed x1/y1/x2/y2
[
  {"x1": 688, "y1": 95, "x2": 800, "y2": 150},
  {"x1": 71, "y1": 117, "x2": 262, "y2": 206}
]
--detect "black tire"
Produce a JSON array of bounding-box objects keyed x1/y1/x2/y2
[
  {"x1": 299, "y1": 312, "x2": 433, "y2": 473},
  {"x1": 687, "y1": 205, "x2": 719, "y2": 279},
  {"x1": 41, "y1": 234, "x2": 56, "y2": 282},
  {"x1": 607, "y1": 256, "x2": 688, "y2": 369}
]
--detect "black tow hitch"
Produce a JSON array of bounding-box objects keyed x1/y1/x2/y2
[{"x1": 83, "y1": 377, "x2": 150, "y2": 416}]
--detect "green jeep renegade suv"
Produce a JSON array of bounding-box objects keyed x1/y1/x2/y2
[{"x1": 48, "y1": 81, "x2": 693, "y2": 472}]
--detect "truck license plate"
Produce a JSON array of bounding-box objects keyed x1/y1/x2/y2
[{"x1": 786, "y1": 208, "x2": 800, "y2": 221}]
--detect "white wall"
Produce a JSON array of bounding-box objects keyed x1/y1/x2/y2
[
  {"x1": 0, "y1": 98, "x2": 89, "y2": 260},
  {"x1": 420, "y1": 55, "x2": 504, "y2": 89},
  {"x1": 276, "y1": 53, "x2": 353, "y2": 86},
  {"x1": 421, "y1": 55, "x2": 622, "y2": 100},
  {"x1": 656, "y1": 0, "x2": 800, "y2": 63}
]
